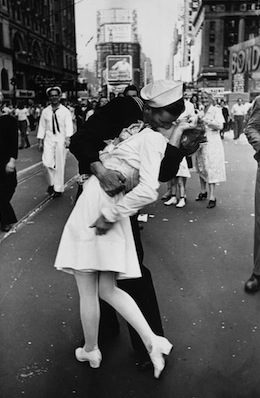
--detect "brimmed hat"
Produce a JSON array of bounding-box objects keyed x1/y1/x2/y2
[
  {"x1": 141, "y1": 80, "x2": 183, "y2": 108},
  {"x1": 46, "y1": 86, "x2": 62, "y2": 96}
]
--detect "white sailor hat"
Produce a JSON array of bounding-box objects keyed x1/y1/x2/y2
[
  {"x1": 140, "y1": 80, "x2": 183, "y2": 108},
  {"x1": 46, "y1": 86, "x2": 62, "y2": 96}
]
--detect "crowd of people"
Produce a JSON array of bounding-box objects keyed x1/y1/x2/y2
[{"x1": 1, "y1": 79, "x2": 260, "y2": 380}]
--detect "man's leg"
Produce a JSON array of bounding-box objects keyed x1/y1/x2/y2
[
  {"x1": 237, "y1": 116, "x2": 244, "y2": 138},
  {"x1": 233, "y1": 117, "x2": 238, "y2": 139},
  {"x1": 245, "y1": 164, "x2": 260, "y2": 292},
  {"x1": 118, "y1": 215, "x2": 164, "y2": 362},
  {"x1": 0, "y1": 170, "x2": 17, "y2": 229},
  {"x1": 53, "y1": 143, "x2": 67, "y2": 193}
]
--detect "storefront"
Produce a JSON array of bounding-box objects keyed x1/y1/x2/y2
[{"x1": 229, "y1": 36, "x2": 260, "y2": 100}]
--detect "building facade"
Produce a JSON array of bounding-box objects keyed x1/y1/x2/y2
[
  {"x1": 169, "y1": 0, "x2": 199, "y2": 83},
  {"x1": 0, "y1": 0, "x2": 77, "y2": 103},
  {"x1": 193, "y1": 0, "x2": 260, "y2": 90},
  {"x1": 95, "y1": 8, "x2": 142, "y2": 95}
]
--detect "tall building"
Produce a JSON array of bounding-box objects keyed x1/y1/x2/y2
[
  {"x1": 95, "y1": 8, "x2": 141, "y2": 95},
  {"x1": 192, "y1": 0, "x2": 260, "y2": 90},
  {"x1": 0, "y1": 0, "x2": 77, "y2": 103},
  {"x1": 170, "y1": 0, "x2": 198, "y2": 83}
]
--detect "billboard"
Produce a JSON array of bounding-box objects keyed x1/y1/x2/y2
[
  {"x1": 107, "y1": 55, "x2": 132, "y2": 82},
  {"x1": 103, "y1": 23, "x2": 132, "y2": 42},
  {"x1": 99, "y1": 9, "x2": 133, "y2": 24},
  {"x1": 229, "y1": 36, "x2": 260, "y2": 93}
]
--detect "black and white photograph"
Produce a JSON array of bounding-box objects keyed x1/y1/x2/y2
[{"x1": 1, "y1": 0, "x2": 260, "y2": 397}]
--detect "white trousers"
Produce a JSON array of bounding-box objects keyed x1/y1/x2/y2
[{"x1": 43, "y1": 140, "x2": 67, "y2": 192}]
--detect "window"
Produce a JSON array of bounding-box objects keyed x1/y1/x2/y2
[
  {"x1": 209, "y1": 46, "x2": 215, "y2": 66},
  {"x1": 210, "y1": 21, "x2": 215, "y2": 31},
  {"x1": 1, "y1": 68, "x2": 9, "y2": 90},
  {"x1": 216, "y1": 4, "x2": 225, "y2": 12},
  {"x1": 209, "y1": 33, "x2": 215, "y2": 42}
]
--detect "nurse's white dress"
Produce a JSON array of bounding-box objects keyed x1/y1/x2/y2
[
  {"x1": 195, "y1": 105, "x2": 226, "y2": 183},
  {"x1": 54, "y1": 128, "x2": 167, "y2": 280}
]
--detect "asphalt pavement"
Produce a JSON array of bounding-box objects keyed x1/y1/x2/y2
[{"x1": 1, "y1": 131, "x2": 260, "y2": 398}]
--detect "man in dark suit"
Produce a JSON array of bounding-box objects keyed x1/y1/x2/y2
[
  {"x1": 244, "y1": 96, "x2": 260, "y2": 293},
  {"x1": 0, "y1": 92, "x2": 18, "y2": 232}
]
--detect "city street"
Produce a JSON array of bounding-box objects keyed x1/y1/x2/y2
[{"x1": 1, "y1": 131, "x2": 260, "y2": 398}]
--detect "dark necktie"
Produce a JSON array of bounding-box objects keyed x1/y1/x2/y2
[{"x1": 52, "y1": 109, "x2": 60, "y2": 134}]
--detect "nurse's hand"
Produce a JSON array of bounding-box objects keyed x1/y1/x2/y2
[
  {"x1": 89, "y1": 215, "x2": 114, "y2": 235},
  {"x1": 91, "y1": 161, "x2": 126, "y2": 197}
]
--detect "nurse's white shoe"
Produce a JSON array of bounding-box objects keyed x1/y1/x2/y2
[
  {"x1": 164, "y1": 195, "x2": 177, "y2": 206},
  {"x1": 75, "y1": 347, "x2": 102, "y2": 368},
  {"x1": 176, "y1": 197, "x2": 186, "y2": 208}
]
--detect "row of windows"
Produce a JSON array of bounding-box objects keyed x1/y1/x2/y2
[{"x1": 209, "y1": 2, "x2": 260, "y2": 12}]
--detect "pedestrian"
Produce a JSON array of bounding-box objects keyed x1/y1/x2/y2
[
  {"x1": 244, "y1": 96, "x2": 260, "y2": 292},
  {"x1": 85, "y1": 99, "x2": 98, "y2": 120},
  {"x1": 97, "y1": 96, "x2": 109, "y2": 108},
  {"x1": 194, "y1": 90, "x2": 226, "y2": 208},
  {"x1": 123, "y1": 84, "x2": 139, "y2": 97},
  {"x1": 0, "y1": 91, "x2": 19, "y2": 232},
  {"x1": 162, "y1": 90, "x2": 196, "y2": 206},
  {"x1": 37, "y1": 87, "x2": 73, "y2": 197},
  {"x1": 163, "y1": 157, "x2": 191, "y2": 208},
  {"x1": 15, "y1": 101, "x2": 30, "y2": 149},
  {"x1": 220, "y1": 99, "x2": 230, "y2": 140},
  {"x1": 54, "y1": 80, "x2": 189, "y2": 378},
  {"x1": 231, "y1": 98, "x2": 246, "y2": 140},
  {"x1": 68, "y1": 80, "x2": 186, "y2": 371}
]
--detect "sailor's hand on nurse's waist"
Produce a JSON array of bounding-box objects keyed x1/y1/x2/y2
[
  {"x1": 90, "y1": 162, "x2": 126, "y2": 197},
  {"x1": 99, "y1": 169, "x2": 126, "y2": 196},
  {"x1": 89, "y1": 215, "x2": 114, "y2": 235}
]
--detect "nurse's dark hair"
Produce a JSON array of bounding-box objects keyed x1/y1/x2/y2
[{"x1": 162, "y1": 97, "x2": 185, "y2": 118}]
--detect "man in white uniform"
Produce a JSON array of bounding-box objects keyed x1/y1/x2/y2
[
  {"x1": 37, "y1": 87, "x2": 73, "y2": 197},
  {"x1": 231, "y1": 98, "x2": 246, "y2": 140}
]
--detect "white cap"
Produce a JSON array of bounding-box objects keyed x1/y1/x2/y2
[
  {"x1": 141, "y1": 80, "x2": 183, "y2": 108},
  {"x1": 46, "y1": 86, "x2": 62, "y2": 96}
]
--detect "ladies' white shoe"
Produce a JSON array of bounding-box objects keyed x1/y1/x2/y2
[
  {"x1": 148, "y1": 336, "x2": 173, "y2": 379},
  {"x1": 176, "y1": 197, "x2": 186, "y2": 208},
  {"x1": 164, "y1": 196, "x2": 177, "y2": 206},
  {"x1": 75, "y1": 347, "x2": 102, "y2": 368}
]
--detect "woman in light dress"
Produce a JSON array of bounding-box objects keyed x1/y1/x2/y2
[
  {"x1": 194, "y1": 91, "x2": 226, "y2": 208},
  {"x1": 54, "y1": 80, "x2": 188, "y2": 378}
]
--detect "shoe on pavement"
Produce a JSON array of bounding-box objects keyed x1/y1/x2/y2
[
  {"x1": 161, "y1": 191, "x2": 172, "y2": 201},
  {"x1": 53, "y1": 191, "x2": 62, "y2": 198},
  {"x1": 1, "y1": 224, "x2": 13, "y2": 232},
  {"x1": 75, "y1": 347, "x2": 102, "y2": 368},
  {"x1": 207, "y1": 199, "x2": 216, "y2": 209},
  {"x1": 164, "y1": 196, "x2": 177, "y2": 206},
  {"x1": 176, "y1": 197, "x2": 186, "y2": 208},
  {"x1": 244, "y1": 274, "x2": 260, "y2": 293},
  {"x1": 47, "y1": 185, "x2": 54, "y2": 195}
]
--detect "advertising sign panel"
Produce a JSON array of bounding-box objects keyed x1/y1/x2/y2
[
  {"x1": 104, "y1": 24, "x2": 132, "y2": 42},
  {"x1": 107, "y1": 55, "x2": 132, "y2": 82},
  {"x1": 229, "y1": 36, "x2": 260, "y2": 93}
]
